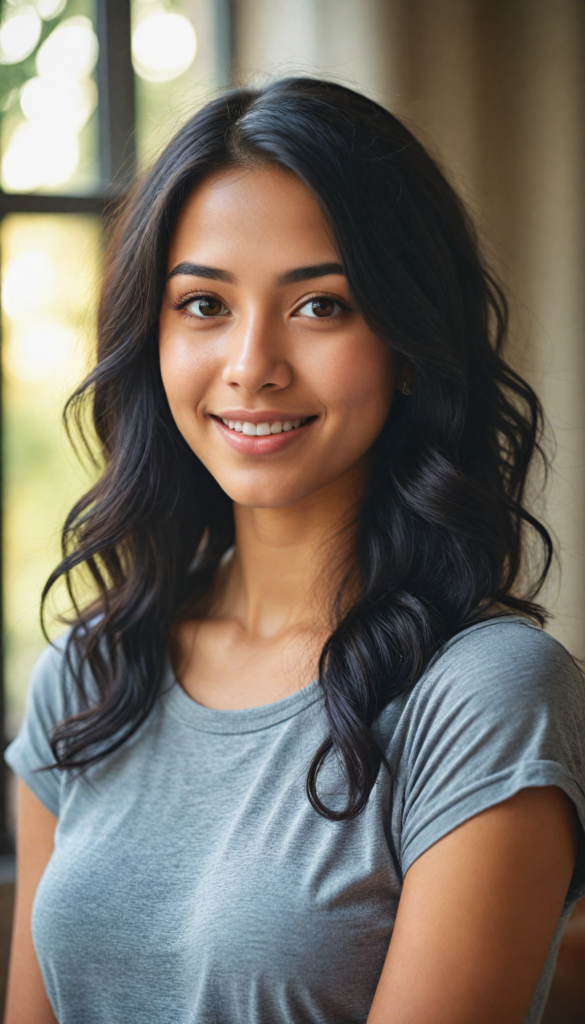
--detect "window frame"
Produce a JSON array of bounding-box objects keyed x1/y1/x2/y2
[{"x1": 0, "y1": 0, "x2": 232, "y2": 853}]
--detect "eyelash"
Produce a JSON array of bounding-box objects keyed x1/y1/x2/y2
[
  {"x1": 171, "y1": 292, "x2": 228, "y2": 319},
  {"x1": 171, "y1": 291, "x2": 354, "y2": 320},
  {"x1": 294, "y1": 293, "x2": 353, "y2": 318}
]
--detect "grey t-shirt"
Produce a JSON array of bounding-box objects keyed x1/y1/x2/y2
[{"x1": 6, "y1": 617, "x2": 585, "y2": 1024}]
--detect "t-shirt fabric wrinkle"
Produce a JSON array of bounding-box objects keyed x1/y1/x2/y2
[{"x1": 6, "y1": 617, "x2": 585, "y2": 1024}]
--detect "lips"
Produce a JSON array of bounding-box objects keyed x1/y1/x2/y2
[
  {"x1": 212, "y1": 414, "x2": 315, "y2": 454},
  {"x1": 220, "y1": 416, "x2": 309, "y2": 436}
]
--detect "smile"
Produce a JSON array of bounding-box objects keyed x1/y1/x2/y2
[
  {"x1": 212, "y1": 414, "x2": 315, "y2": 455},
  {"x1": 220, "y1": 417, "x2": 309, "y2": 435}
]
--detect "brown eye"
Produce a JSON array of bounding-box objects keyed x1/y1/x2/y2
[
  {"x1": 312, "y1": 298, "x2": 335, "y2": 317},
  {"x1": 297, "y1": 297, "x2": 344, "y2": 318},
  {"x1": 186, "y1": 297, "x2": 229, "y2": 318}
]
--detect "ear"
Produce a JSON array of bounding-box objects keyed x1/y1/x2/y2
[{"x1": 396, "y1": 359, "x2": 414, "y2": 396}]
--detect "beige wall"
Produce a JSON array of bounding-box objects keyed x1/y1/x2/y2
[{"x1": 233, "y1": 0, "x2": 585, "y2": 655}]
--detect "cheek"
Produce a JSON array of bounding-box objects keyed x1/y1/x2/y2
[
  {"x1": 315, "y1": 333, "x2": 395, "y2": 427},
  {"x1": 159, "y1": 329, "x2": 210, "y2": 422}
]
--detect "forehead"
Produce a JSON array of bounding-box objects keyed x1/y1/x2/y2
[{"x1": 167, "y1": 165, "x2": 339, "y2": 270}]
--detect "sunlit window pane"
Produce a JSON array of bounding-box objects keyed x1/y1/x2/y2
[
  {"x1": 0, "y1": 1, "x2": 99, "y2": 195},
  {"x1": 1, "y1": 214, "x2": 100, "y2": 736},
  {"x1": 132, "y1": 0, "x2": 220, "y2": 169}
]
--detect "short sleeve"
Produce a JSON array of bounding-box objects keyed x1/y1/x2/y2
[
  {"x1": 5, "y1": 637, "x2": 73, "y2": 817},
  {"x1": 396, "y1": 620, "x2": 585, "y2": 903}
]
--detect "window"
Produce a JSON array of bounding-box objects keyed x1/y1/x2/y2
[{"x1": 0, "y1": 0, "x2": 232, "y2": 852}]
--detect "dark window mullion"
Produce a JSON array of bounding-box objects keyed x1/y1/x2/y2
[
  {"x1": 97, "y1": 0, "x2": 136, "y2": 192},
  {"x1": 214, "y1": 0, "x2": 234, "y2": 88},
  {"x1": 0, "y1": 194, "x2": 109, "y2": 216}
]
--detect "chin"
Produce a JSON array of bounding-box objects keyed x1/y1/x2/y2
[{"x1": 216, "y1": 477, "x2": 317, "y2": 510}]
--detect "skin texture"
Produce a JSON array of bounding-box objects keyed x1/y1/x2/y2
[
  {"x1": 367, "y1": 787, "x2": 577, "y2": 1024},
  {"x1": 6, "y1": 165, "x2": 578, "y2": 1022},
  {"x1": 160, "y1": 165, "x2": 398, "y2": 708},
  {"x1": 5, "y1": 782, "x2": 58, "y2": 1024}
]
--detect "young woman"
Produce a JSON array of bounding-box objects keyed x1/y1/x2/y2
[{"x1": 5, "y1": 78, "x2": 585, "y2": 1024}]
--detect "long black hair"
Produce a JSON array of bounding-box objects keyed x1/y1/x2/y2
[{"x1": 43, "y1": 77, "x2": 552, "y2": 819}]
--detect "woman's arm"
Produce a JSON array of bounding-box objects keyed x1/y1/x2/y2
[
  {"x1": 4, "y1": 781, "x2": 58, "y2": 1024},
  {"x1": 368, "y1": 786, "x2": 578, "y2": 1024}
]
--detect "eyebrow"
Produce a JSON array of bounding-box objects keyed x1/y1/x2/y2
[
  {"x1": 166, "y1": 261, "x2": 345, "y2": 285},
  {"x1": 276, "y1": 262, "x2": 345, "y2": 285},
  {"x1": 166, "y1": 262, "x2": 235, "y2": 283}
]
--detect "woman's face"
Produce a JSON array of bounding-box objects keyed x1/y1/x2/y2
[{"x1": 159, "y1": 165, "x2": 397, "y2": 509}]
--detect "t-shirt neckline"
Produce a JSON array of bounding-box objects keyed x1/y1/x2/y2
[
  {"x1": 162, "y1": 615, "x2": 535, "y2": 735},
  {"x1": 163, "y1": 660, "x2": 322, "y2": 734}
]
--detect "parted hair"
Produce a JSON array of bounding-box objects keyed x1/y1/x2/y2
[{"x1": 43, "y1": 78, "x2": 552, "y2": 819}]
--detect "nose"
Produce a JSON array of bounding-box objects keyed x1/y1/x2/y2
[{"x1": 222, "y1": 310, "x2": 292, "y2": 393}]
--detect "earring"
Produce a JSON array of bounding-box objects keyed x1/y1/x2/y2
[{"x1": 402, "y1": 380, "x2": 412, "y2": 396}]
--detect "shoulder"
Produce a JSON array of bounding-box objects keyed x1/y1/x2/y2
[
  {"x1": 4, "y1": 631, "x2": 82, "y2": 817},
  {"x1": 27, "y1": 633, "x2": 72, "y2": 720},
  {"x1": 25, "y1": 627, "x2": 94, "y2": 730},
  {"x1": 412, "y1": 616, "x2": 580, "y2": 717},
  {"x1": 379, "y1": 619, "x2": 585, "y2": 888},
  {"x1": 438, "y1": 613, "x2": 576, "y2": 666},
  {"x1": 376, "y1": 617, "x2": 585, "y2": 762}
]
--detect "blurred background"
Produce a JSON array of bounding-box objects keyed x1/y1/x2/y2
[{"x1": 0, "y1": 0, "x2": 583, "y2": 1018}]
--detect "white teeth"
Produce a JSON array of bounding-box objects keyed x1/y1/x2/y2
[{"x1": 220, "y1": 416, "x2": 309, "y2": 435}]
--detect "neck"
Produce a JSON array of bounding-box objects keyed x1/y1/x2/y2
[{"x1": 216, "y1": 461, "x2": 368, "y2": 639}]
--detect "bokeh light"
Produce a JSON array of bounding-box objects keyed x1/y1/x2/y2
[
  {"x1": 2, "y1": 122, "x2": 79, "y2": 191},
  {"x1": 132, "y1": 12, "x2": 197, "y2": 83},
  {"x1": 0, "y1": 6, "x2": 42, "y2": 64},
  {"x1": 33, "y1": 0, "x2": 68, "y2": 19},
  {"x1": 131, "y1": 0, "x2": 217, "y2": 171},
  {"x1": 20, "y1": 75, "x2": 97, "y2": 131},
  {"x1": 2, "y1": 249, "x2": 56, "y2": 320},
  {"x1": 1, "y1": 12, "x2": 99, "y2": 193},
  {"x1": 5, "y1": 319, "x2": 77, "y2": 384},
  {"x1": 35, "y1": 15, "x2": 98, "y2": 79}
]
